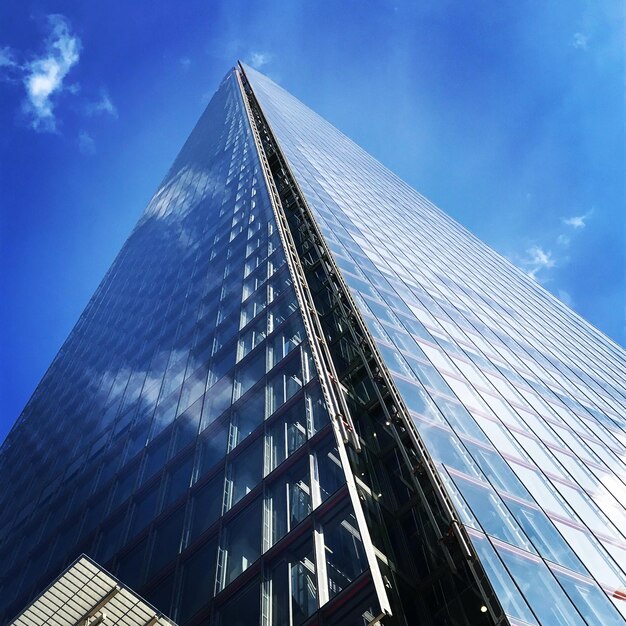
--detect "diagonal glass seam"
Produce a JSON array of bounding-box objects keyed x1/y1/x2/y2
[
  {"x1": 237, "y1": 63, "x2": 509, "y2": 625},
  {"x1": 235, "y1": 63, "x2": 392, "y2": 621}
]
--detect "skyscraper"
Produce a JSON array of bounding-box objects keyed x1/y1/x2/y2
[{"x1": 1, "y1": 61, "x2": 625, "y2": 626}]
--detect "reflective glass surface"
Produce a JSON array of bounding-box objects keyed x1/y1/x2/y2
[
  {"x1": 245, "y1": 63, "x2": 626, "y2": 625},
  {"x1": 3, "y1": 61, "x2": 625, "y2": 626},
  {"x1": 0, "y1": 70, "x2": 373, "y2": 626}
]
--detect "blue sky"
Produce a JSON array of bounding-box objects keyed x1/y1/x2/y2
[{"x1": 1, "y1": 1, "x2": 624, "y2": 442}]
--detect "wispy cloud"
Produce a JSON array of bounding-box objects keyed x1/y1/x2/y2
[
  {"x1": 77, "y1": 130, "x2": 95, "y2": 155},
  {"x1": 180, "y1": 57, "x2": 191, "y2": 70},
  {"x1": 0, "y1": 46, "x2": 17, "y2": 69},
  {"x1": 0, "y1": 46, "x2": 21, "y2": 84},
  {"x1": 22, "y1": 14, "x2": 81, "y2": 131},
  {"x1": 517, "y1": 207, "x2": 596, "y2": 292},
  {"x1": 572, "y1": 33, "x2": 589, "y2": 50},
  {"x1": 248, "y1": 51, "x2": 272, "y2": 69},
  {"x1": 562, "y1": 209, "x2": 592, "y2": 229},
  {"x1": 557, "y1": 289, "x2": 573, "y2": 307},
  {"x1": 85, "y1": 90, "x2": 117, "y2": 117},
  {"x1": 5, "y1": 15, "x2": 118, "y2": 135},
  {"x1": 523, "y1": 245, "x2": 556, "y2": 281}
]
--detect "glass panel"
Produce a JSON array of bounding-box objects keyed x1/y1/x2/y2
[
  {"x1": 266, "y1": 458, "x2": 311, "y2": 548},
  {"x1": 222, "y1": 498, "x2": 262, "y2": 586},
  {"x1": 554, "y1": 568, "x2": 625, "y2": 626},
  {"x1": 217, "y1": 577, "x2": 261, "y2": 626},
  {"x1": 471, "y1": 533, "x2": 538, "y2": 624},
  {"x1": 316, "y1": 439, "x2": 345, "y2": 502},
  {"x1": 188, "y1": 474, "x2": 224, "y2": 546},
  {"x1": 291, "y1": 550, "x2": 318, "y2": 623},
  {"x1": 268, "y1": 316, "x2": 305, "y2": 369},
  {"x1": 162, "y1": 454, "x2": 193, "y2": 509},
  {"x1": 178, "y1": 538, "x2": 218, "y2": 624},
  {"x1": 109, "y1": 462, "x2": 140, "y2": 512},
  {"x1": 268, "y1": 353, "x2": 304, "y2": 416},
  {"x1": 496, "y1": 544, "x2": 587, "y2": 626},
  {"x1": 201, "y1": 376, "x2": 233, "y2": 429},
  {"x1": 196, "y1": 419, "x2": 228, "y2": 481},
  {"x1": 503, "y1": 496, "x2": 586, "y2": 573},
  {"x1": 226, "y1": 438, "x2": 263, "y2": 510},
  {"x1": 452, "y1": 474, "x2": 535, "y2": 552},
  {"x1": 96, "y1": 515, "x2": 126, "y2": 565},
  {"x1": 324, "y1": 509, "x2": 367, "y2": 599},
  {"x1": 230, "y1": 387, "x2": 265, "y2": 451},
  {"x1": 234, "y1": 349, "x2": 266, "y2": 401},
  {"x1": 116, "y1": 536, "x2": 148, "y2": 591},
  {"x1": 142, "y1": 435, "x2": 170, "y2": 484},
  {"x1": 128, "y1": 485, "x2": 159, "y2": 540},
  {"x1": 146, "y1": 506, "x2": 185, "y2": 579},
  {"x1": 266, "y1": 395, "x2": 308, "y2": 473}
]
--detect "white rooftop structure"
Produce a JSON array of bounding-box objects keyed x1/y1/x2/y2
[{"x1": 10, "y1": 555, "x2": 176, "y2": 626}]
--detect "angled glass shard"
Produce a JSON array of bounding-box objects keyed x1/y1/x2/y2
[{"x1": 1, "y1": 62, "x2": 625, "y2": 626}]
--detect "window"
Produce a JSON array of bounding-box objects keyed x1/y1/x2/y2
[
  {"x1": 162, "y1": 454, "x2": 193, "y2": 509},
  {"x1": 141, "y1": 435, "x2": 170, "y2": 485},
  {"x1": 266, "y1": 396, "x2": 308, "y2": 473},
  {"x1": 470, "y1": 533, "x2": 537, "y2": 625},
  {"x1": 128, "y1": 485, "x2": 159, "y2": 540},
  {"x1": 315, "y1": 439, "x2": 345, "y2": 502},
  {"x1": 176, "y1": 365, "x2": 207, "y2": 417},
  {"x1": 225, "y1": 438, "x2": 263, "y2": 510},
  {"x1": 229, "y1": 388, "x2": 264, "y2": 452},
  {"x1": 109, "y1": 461, "x2": 140, "y2": 512},
  {"x1": 496, "y1": 544, "x2": 586, "y2": 626},
  {"x1": 324, "y1": 509, "x2": 367, "y2": 599},
  {"x1": 268, "y1": 354, "x2": 304, "y2": 416},
  {"x1": 189, "y1": 472, "x2": 224, "y2": 543},
  {"x1": 145, "y1": 506, "x2": 185, "y2": 580},
  {"x1": 234, "y1": 349, "x2": 266, "y2": 401},
  {"x1": 116, "y1": 536, "x2": 148, "y2": 591},
  {"x1": 220, "y1": 498, "x2": 262, "y2": 587},
  {"x1": 268, "y1": 317, "x2": 305, "y2": 369},
  {"x1": 216, "y1": 576, "x2": 261, "y2": 626},
  {"x1": 201, "y1": 376, "x2": 233, "y2": 430},
  {"x1": 196, "y1": 418, "x2": 228, "y2": 480},
  {"x1": 452, "y1": 474, "x2": 534, "y2": 552},
  {"x1": 177, "y1": 538, "x2": 218, "y2": 624},
  {"x1": 266, "y1": 458, "x2": 311, "y2": 548},
  {"x1": 238, "y1": 318, "x2": 266, "y2": 361},
  {"x1": 171, "y1": 399, "x2": 202, "y2": 455},
  {"x1": 554, "y1": 568, "x2": 624, "y2": 626},
  {"x1": 503, "y1": 496, "x2": 585, "y2": 573}
]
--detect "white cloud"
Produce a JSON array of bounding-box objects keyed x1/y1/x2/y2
[
  {"x1": 248, "y1": 51, "x2": 272, "y2": 69},
  {"x1": 557, "y1": 289, "x2": 573, "y2": 307},
  {"x1": 0, "y1": 46, "x2": 17, "y2": 69},
  {"x1": 0, "y1": 46, "x2": 21, "y2": 84},
  {"x1": 524, "y1": 245, "x2": 556, "y2": 280},
  {"x1": 85, "y1": 90, "x2": 118, "y2": 117},
  {"x1": 180, "y1": 57, "x2": 191, "y2": 70},
  {"x1": 556, "y1": 233, "x2": 570, "y2": 247},
  {"x1": 572, "y1": 33, "x2": 589, "y2": 50},
  {"x1": 562, "y1": 211, "x2": 592, "y2": 229},
  {"x1": 23, "y1": 14, "x2": 81, "y2": 131},
  {"x1": 78, "y1": 130, "x2": 95, "y2": 155}
]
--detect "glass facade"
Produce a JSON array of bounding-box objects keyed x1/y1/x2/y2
[
  {"x1": 1, "y1": 62, "x2": 625, "y2": 626},
  {"x1": 0, "y1": 70, "x2": 375, "y2": 626},
  {"x1": 243, "y1": 64, "x2": 626, "y2": 625}
]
